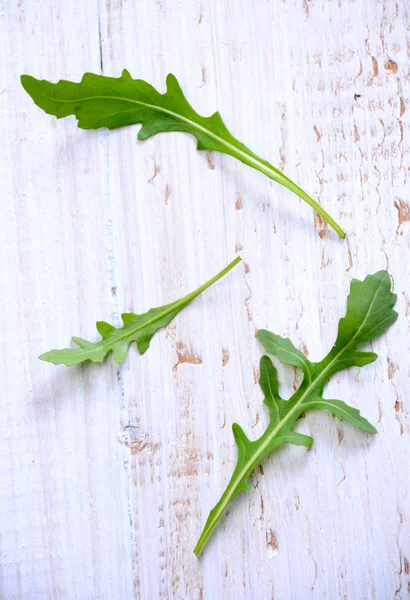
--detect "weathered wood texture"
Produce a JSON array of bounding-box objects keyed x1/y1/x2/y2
[{"x1": 1, "y1": 0, "x2": 409, "y2": 598}]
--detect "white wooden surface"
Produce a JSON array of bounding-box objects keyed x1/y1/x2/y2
[{"x1": 1, "y1": 0, "x2": 409, "y2": 598}]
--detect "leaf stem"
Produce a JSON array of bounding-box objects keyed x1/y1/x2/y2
[
  {"x1": 227, "y1": 150, "x2": 345, "y2": 238},
  {"x1": 182, "y1": 255, "x2": 242, "y2": 305},
  {"x1": 194, "y1": 430, "x2": 282, "y2": 557},
  {"x1": 256, "y1": 164, "x2": 346, "y2": 239}
]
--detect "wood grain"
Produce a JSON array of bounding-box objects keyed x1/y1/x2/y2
[{"x1": 1, "y1": 0, "x2": 409, "y2": 598}]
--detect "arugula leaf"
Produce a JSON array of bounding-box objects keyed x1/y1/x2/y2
[
  {"x1": 40, "y1": 256, "x2": 241, "y2": 366},
  {"x1": 194, "y1": 271, "x2": 397, "y2": 556},
  {"x1": 21, "y1": 71, "x2": 345, "y2": 238}
]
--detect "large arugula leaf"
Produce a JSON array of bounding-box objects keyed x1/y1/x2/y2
[
  {"x1": 40, "y1": 256, "x2": 241, "y2": 366},
  {"x1": 194, "y1": 271, "x2": 397, "y2": 556},
  {"x1": 21, "y1": 71, "x2": 344, "y2": 238}
]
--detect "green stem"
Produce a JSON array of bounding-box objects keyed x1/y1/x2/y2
[
  {"x1": 230, "y1": 150, "x2": 346, "y2": 239},
  {"x1": 182, "y1": 255, "x2": 243, "y2": 305},
  {"x1": 194, "y1": 430, "x2": 282, "y2": 558}
]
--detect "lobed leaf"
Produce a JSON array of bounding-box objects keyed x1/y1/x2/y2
[
  {"x1": 21, "y1": 70, "x2": 345, "y2": 237},
  {"x1": 195, "y1": 271, "x2": 397, "y2": 556},
  {"x1": 40, "y1": 256, "x2": 241, "y2": 366}
]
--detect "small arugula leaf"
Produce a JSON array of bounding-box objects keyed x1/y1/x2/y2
[
  {"x1": 277, "y1": 431, "x2": 314, "y2": 449},
  {"x1": 257, "y1": 330, "x2": 311, "y2": 377},
  {"x1": 319, "y1": 270, "x2": 397, "y2": 376},
  {"x1": 40, "y1": 256, "x2": 241, "y2": 366},
  {"x1": 21, "y1": 71, "x2": 344, "y2": 238},
  {"x1": 194, "y1": 271, "x2": 397, "y2": 556},
  {"x1": 259, "y1": 355, "x2": 281, "y2": 422},
  {"x1": 302, "y1": 398, "x2": 377, "y2": 434}
]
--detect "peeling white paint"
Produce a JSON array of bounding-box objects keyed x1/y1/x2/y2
[{"x1": 0, "y1": 0, "x2": 409, "y2": 598}]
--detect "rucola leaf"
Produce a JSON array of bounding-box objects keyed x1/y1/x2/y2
[
  {"x1": 40, "y1": 256, "x2": 241, "y2": 366},
  {"x1": 194, "y1": 271, "x2": 397, "y2": 556},
  {"x1": 21, "y1": 71, "x2": 345, "y2": 238}
]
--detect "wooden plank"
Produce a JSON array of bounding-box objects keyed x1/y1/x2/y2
[
  {"x1": 0, "y1": 1, "x2": 134, "y2": 598},
  {"x1": 1, "y1": 0, "x2": 409, "y2": 598}
]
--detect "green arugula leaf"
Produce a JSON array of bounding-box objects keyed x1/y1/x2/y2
[
  {"x1": 194, "y1": 271, "x2": 397, "y2": 556},
  {"x1": 21, "y1": 71, "x2": 345, "y2": 238},
  {"x1": 40, "y1": 256, "x2": 241, "y2": 366}
]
